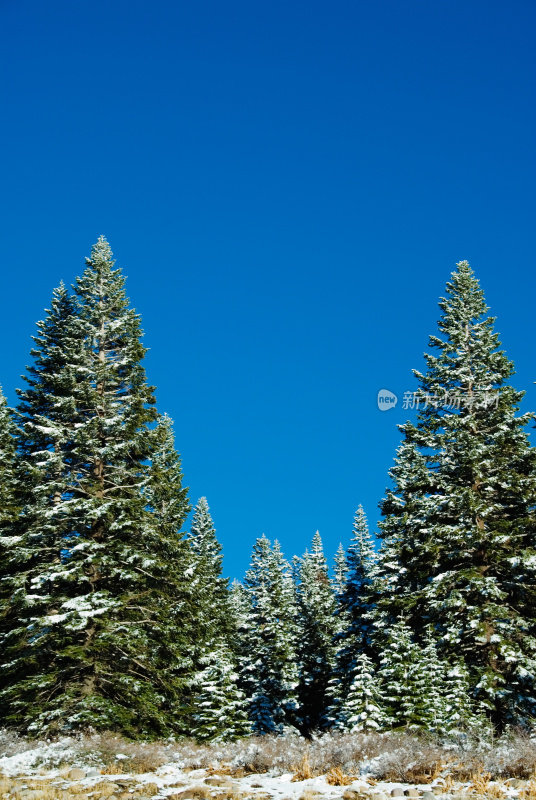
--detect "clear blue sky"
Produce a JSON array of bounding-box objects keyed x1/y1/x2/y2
[{"x1": 1, "y1": 0, "x2": 534, "y2": 580}]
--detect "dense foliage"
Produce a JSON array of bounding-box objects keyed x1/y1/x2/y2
[{"x1": 0, "y1": 243, "x2": 534, "y2": 738}]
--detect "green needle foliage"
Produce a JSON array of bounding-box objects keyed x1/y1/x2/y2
[
  {"x1": 0, "y1": 239, "x2": 194, "y2": 736},
  {"x1": 375, "y1": 261, "x2": 536, "y2": 728}
]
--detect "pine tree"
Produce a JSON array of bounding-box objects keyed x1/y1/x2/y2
[
  {"x1": 409, "y1": 628, "x2": 450, "y2": 734},
  {"x1": 0, "y1": 386, "x2": 21, "y2": 534},
  {"x1": 442, "y1": 657, "x2": 490, "y2": 737},
  {"x1": 294, "y1": 531, "x2": 337, "y2": 733},
  {"x1": 0, "y1": 283, "x2": 86, "y2": 727},
  {"x1": 187, "y1": 497, "x2": 228, "y2": 636},
  {"x1": 147, "y1": 413, "x2": 190, "y2": 538},
  {"x1": 189, "y1": 643, "x2": 251, "y2": 741},
  {"x1": 326, "y1": 506, "x2": 377, "y2": 728},
  {"x1": 332, "y1": 543, "x2": 349, "y2": 604},
  {"x1": 0, "y1": 386, "x2": 25, "y2": 702},
  {"x1": 337, "y1": 652, "x2": 384, "y2": 732},
  {"x1": 187, "y1": 498, "x2": 249, "y2": 739},
  {"x1": 376, "y1": 261, "x2": 536, "y2": 728},
  {"x1": 0, "y1": 238, "x2": 195, "y2": 736},
  {"x1": 377, "y1": 618, "x2": 422, "y2": 729},
  {"x1": 343, "y1": 506, "x2": 377, "y2": 653},
  {"x1": 240, "y1": 536, "x2": 299, "y2": 734},
  {"x1": 331, "y1": 543, "x2": 350, "y2": 643}
]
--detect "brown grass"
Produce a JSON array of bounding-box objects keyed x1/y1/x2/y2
[
  {"x1": 1, "y1": 726, "x2": 536, "y2": 783},
  {"x1": 325, "y1": 766, "x2": 354, "y2": 785},
  {"x1": 100, "y1": 760, "x2": 125, "y2": 774},
  {"x1": 292, "y1": 752, "x2": 314, "y2": 781},
  {"x1": 441, "y1": 774, "x2": 456, "y2": 793},
  {"x1": 468, "y1": 767, "x2": 508, "y2": 798}
]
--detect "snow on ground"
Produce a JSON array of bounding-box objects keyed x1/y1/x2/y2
[
  {"x1": 0, "y1": 759, "x2": 522, "y2": 799},
  {"x1": 0, "y1": 735, "x2": 530, "y2": 799}
]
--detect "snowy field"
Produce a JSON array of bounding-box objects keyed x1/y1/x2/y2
[{"x1": 0, "y1": 730, "x2": 535, "y2": 800}]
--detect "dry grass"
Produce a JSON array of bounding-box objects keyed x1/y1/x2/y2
[
  {"x1": 441, "y1": 774, "x2": 456, "y2": 793},
  {"x1": 469, "y1": 767, "x2": 491, "y2": 794},
  {"x1": 292, "y1": 752, "x2": 314, "y2": 781},
  {"x1": 1, "y1": 726, "x2": 536, "y2": 784},
  {"x1": 100, "y1": 760, "x2": 125, "y2": 774},
  {"x1": 325, "y1": 766, "x2": 354, "y2": 785}
]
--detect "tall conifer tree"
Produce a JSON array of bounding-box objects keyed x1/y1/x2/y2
[
  {"x1": 240, "y1": 536, "x2": 299, "y2": 733},
  {"x1": 0, "y1": 386, "x2": 25, "y2": 710},
  {"x1": 327, "y1": 506, "x2": 377, "y2": 728},
  {"x1": 0, "y1": 239, "x2": 195, "y2": 735},
  {"x1": 376, "y1": 261, "x2": 536, "y2": 727},
  {"x1": 294, "y1": 531, "x2": 337, "y2": 733},
  {"x1": 187, "y1": 498, "x2": 249, "y2": 740}
]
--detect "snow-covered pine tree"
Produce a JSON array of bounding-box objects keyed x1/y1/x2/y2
[
  {"x1": 344, "y1": 506, "x2": 377, "y2": 653},
  {"x1": 229, "y1": 578, "x2": 251, "y2": 661},
  {"x1": 0, "y1": 238, "x2": 195, "y2": 736},
  {"x1": 0, "y1": 386, "x2": 21, "y2": 535},
  {"x1": 294, "y1": 531, "x2": 337, "y2": 733},
  {"x1": 187, "y1": 498, "x2": 229, "y2": 637},
  {"x1": 240, "y1": 535, "x2": 299, "y2": 734},
  {"x1": 326, "y1": 506, "x2": 377, "y2": 729},
  {"x1": 0, "y1": 385, "x2": 25, "y2": 710},
  {"x1": 186, "y1": 497, "x2": 250, "y2": 740},
  {"x1": 377, "y1": 617, "x2": 422, "y2": 729},
  {"x1": 376, "y1": 620, "x2": 455, "y2": 733},
  {"x1": 144, "y1": 412, "x2": 196, "y2": 734},
  {"x1": 332, "y1": 543, "x2": 349, "y2": 604},
  {"x1": 336, "y1": 652, "x2": 384, "y2": 732},
  {"x1": 189, "y1": 643, "x2": 251, "y2": 741},
  {"x1": 331, "y1": 543, "x2": 350, "y2": 641},
  {"x1": 409, "y1": 627, "x2": 450, "y2": 734},
  {"x1": 0, "y1": 283, "x2": 86, "y2": 726},
  {"x1": 147, "y1": 413, "x2": 190, "y2": 537},
  {"x1": 376, "y1": 261, "x2": 536, "y2": 728}
]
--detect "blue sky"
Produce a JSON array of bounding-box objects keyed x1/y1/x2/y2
[{"x1": 1, "y1": 0, "x2": 534, "y2": 580}]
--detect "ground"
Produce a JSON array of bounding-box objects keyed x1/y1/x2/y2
[{"x1": 0, "y1": 731, "x2": 534, "y2": 800}]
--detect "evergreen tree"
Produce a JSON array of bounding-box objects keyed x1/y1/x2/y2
[
  {"x1": 187, "y1": 498, "x2": 249, "y2": 739},
  {"x1": 326, "y1": 506, "x2": 377, "y2": 728},
  {"x1": 240, "y1": 536, "x2": 299, "y2": 734},
  {"x1": 378, "y1": 618, "x2": 422, "y2": 729},
  {"x1": 294, "y1": 531, "x2": 337, "y2": 733},
  {"x1": 190, "y1": 643, "x2": 251, "y2": 741},
  {"x1": 409, "y1": 628, "x2": 450, "y2": 734},
  {"x1": 343, "y1": 506, "x2": 377, "y2": 653},
  {"x1": 146, "y1": 413, "x2": 190, "y2": 537},
  {"x1": 229, "y1": 578, "x2": 251, "y2": 667},
  {"x1": 376, "y1": 261, "x2": 536, "y2": 727},
  {"x1": 336, "y1": 652, "x2": 384, "y2": 732},
  {"x1": 0, "y1": 283, "x2": 86, "y2": 728},
  {"x1": 332, "y1": 543, "x2": 349, "y2": 603},
  {"x1": 0, "y1": 238, "x2": 195, "y2": 736},
  {"x1": 187, "y1": 497, "x2": 228, "y2": 635},
  {"x1": 0, "y1": 386, "x2": 25, "y2": 698},
  {"x1": 442, "y1": 657, "x2": 490, "y2": 737},
  {"x1": 331, "y1": 543, "x2": 350, "y2": 642},
  {"x1": 0, "y1": 386, "x2": 21, "y2": 533}
]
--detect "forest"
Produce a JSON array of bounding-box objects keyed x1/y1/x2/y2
[{"x1": 0, "y1": 237, "x2": 534, "y2": 742}]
